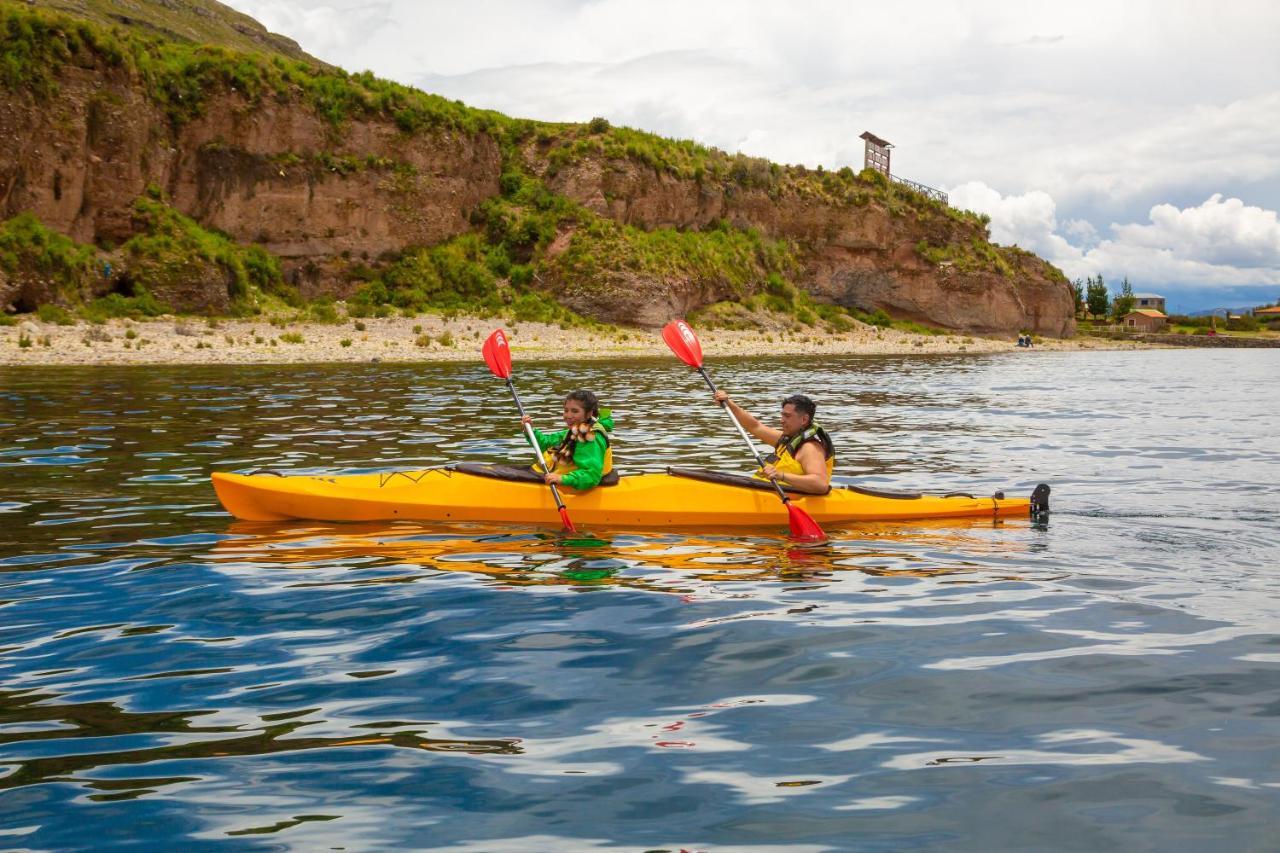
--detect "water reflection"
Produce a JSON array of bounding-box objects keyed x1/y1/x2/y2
[
  {"x1": 209, "y1": 518, "x2": 1037, "y2": 593},
  {"x1": 0, "y1": 688, "x2": 521, "y2": 798},
  {"x1": 1, "y1": 353, "x2": 1278, "y2": 849}
]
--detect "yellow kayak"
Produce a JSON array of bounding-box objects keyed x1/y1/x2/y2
[{"x1": 212, "y1": 464, "x2": 1047, "y2": 527}]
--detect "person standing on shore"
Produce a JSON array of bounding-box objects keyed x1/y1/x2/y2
[{"x1": 711, "y1": 391, "x2": 835, "y2": 494}]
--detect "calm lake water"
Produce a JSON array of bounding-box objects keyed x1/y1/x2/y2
[{"x1": 1, "y1": 349, "x2": 1277, "y2": 850}]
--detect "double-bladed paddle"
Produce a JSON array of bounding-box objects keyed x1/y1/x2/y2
[
  {"x1": 482, "y1": 329, "x2": 576, "y2": 532},
  {"x1": 661, "y1": 319, "x2": 826, "y2": 541}
]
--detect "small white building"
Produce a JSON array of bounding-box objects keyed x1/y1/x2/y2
[{"x1": 1133, "y1": 293, "x2": 1166, "y2": 313}]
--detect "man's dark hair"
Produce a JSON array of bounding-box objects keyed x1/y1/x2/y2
[
  {"x1": 782, "y1": 394, "x2": 816, "y2": 426},
  {"x1": 565, "y1": 389, "x2": 600, "y2": 417}
]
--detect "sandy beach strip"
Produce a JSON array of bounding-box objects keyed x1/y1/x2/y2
[{"x1": 0, "y1": 315, "x2": 1149, "y2": 366}]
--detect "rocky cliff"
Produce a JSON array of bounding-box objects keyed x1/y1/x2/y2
[
  {"x1": 540, "y1": 156, "x2": 1072, "y2": 333},
  {"x1": 0, "y1": 2, "x2": 1075, "y2": 336}
]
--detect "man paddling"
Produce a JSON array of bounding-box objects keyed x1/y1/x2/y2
[{"x1": 712, "y1": 391, "x2": 835, "y2": 494}]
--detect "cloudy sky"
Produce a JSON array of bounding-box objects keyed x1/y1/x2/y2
[{"x1": 225, "y1": 0, "x2": 1280, "y2": 311}]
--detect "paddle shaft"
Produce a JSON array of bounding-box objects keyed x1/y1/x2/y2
[
  {"x1": 505, "y1": 379, "x2": 571, "y2": 512},
  {"x1": 696, "y1": 367, "x2": 793, "y2": 506}
]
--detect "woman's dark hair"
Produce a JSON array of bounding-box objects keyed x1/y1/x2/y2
[
  {"x1": 564, "y1": 390, "x2": 599, "y2": 418},
  {"x1": 782, "y1": 394, "x2": 816, "y2": 426}
]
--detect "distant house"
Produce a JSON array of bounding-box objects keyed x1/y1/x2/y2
[
  {"x1": 1255, "y1": 306, "x2": 1280, "y2": 317},
  {"x1": 1133, "y1": 293, "x2": 1166, "y2": 313},
  {"x1": 1123, "y1": 309, "x2": 1168, "y2": 332}
]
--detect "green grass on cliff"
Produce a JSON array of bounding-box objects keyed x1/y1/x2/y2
[
  {"x1": 125, "y1": 194, "x2": 290, "y2": 310},
  {"x1": 549, "y1": 217, "x2": 799, "y2": 298},
  {"x1": 23, "y1": 0, "x2": 321, "y2": 64},
  {"x1": 0, "y1": 200, "x2": 292, "y2": 319},
  {"x1": 1, "y1": 2, "x2": 991, "y2": 239},
  {"x1": 0, "y1": 213, "x2": 96, "y2": 296},
  {"x1": 345, "y1": 234, "x2": 599, "y2": 328},
  {"x1": 1, "y1": 8, "x2": 106, "y2": 98},
  {"x1": 489, "y1": 169, "x2": 803, "y2": 304},
  {"x1": 341, "y1": 171, "x2": 584, "y2": 321},
  {"x1": 914, "y1": 236, "x2": 1070, "y2": 284},
  {"x1": 347, "y1": 235, "x2": 502, "y2": 317},
  {"x1": 1, "y1": 3, "x2": 506, "y2": 132},
  {"x1": 0, "y1": 211, "x2": 168, "y2": 318},
  {"x1": 691, "y1": 279, "x2": 873, "y2": 332},
  {"x1": 916, "y1": 236, "x2": 1017, "y2": 277},
  {"x1": 344, "y1": 171, "x2": 803, "y2": 326},
  {"x1": 538, "y1": 119, "x2": 990, "y2": 230}
]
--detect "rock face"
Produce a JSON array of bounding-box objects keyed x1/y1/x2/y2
[
  {"x1": 543, "y1": 158, "x2": 1075, "y2": 336},
  {"x1": 0, "y1": 54, "x2": 1074, "y2": 335},
  {"x1": 0, "y1": 63, "x2": 502, "y2": 301}
]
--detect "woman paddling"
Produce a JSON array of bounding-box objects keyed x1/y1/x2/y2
[{"x1": 520, "y1": 390, "x2": 617, "y2": 490}]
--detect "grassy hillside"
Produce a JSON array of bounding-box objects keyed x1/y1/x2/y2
[
  {"x1": 0, "y1": 2, "x2": 1052, "y2": 334},
  {"x1": 2, "y1": 0, "x2": 993, "y2": 225},
  {"x1": 22, "y1": 0, "x2": 321, "y2": 64}
]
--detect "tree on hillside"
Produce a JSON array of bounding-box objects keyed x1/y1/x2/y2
[
  {"x1": 1085, "y1": 275, "x2": 1109, "y2": 318},
  {"x1": 1071, "y1": 278, "x2": 1085, "y2": 314},
  {"x1": 1111, "y1": 277, "x2": 1135, "y2": 321}
]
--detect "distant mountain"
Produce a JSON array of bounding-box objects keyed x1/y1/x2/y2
[
  {"x1": 1187, "y1": 306, "x2": 1273, "y2": 318},
  {"x1": 1159, "y1": 285, "x2": 1279, "y2": 316},
  {"x1": 25, "y1": 0, "x2": 324, "y2": 65}
]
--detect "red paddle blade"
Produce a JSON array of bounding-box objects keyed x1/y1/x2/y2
[
  {"x1": 482, "y1": 329, "x2": 512, "y2": 379},
  {"x1": 787, "y1": 504, "x2": 826, "y2": 541},
  {"x1": 558, "y1": 506, "x2": 577, "y2": 533},
  {"x1": 661, "y1": 320, "x2": 703, "y2": 368}
]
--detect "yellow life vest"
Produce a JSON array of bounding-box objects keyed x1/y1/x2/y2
[
  {"x1": 543, "y1": 441, "x2": 614, "y2": 477},
  {"x1": 755, "y1": 424, "x2": 835, "y2": 480},
  {"x1": 535, "y1": 415, "x2": 614, "y2": 478}
]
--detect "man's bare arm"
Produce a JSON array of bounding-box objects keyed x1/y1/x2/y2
[{"x1": 714, "y1": 391, "x2": 782, "y2": 445}]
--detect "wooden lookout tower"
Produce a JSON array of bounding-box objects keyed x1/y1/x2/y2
[
  {"x1": 859, "y1": 130, "x2": 949, "y2": 205},
  {"x1": 860, "y1": 131, "x2": 893, "y2": 177}
]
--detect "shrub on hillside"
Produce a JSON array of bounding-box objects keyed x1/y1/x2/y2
[
  {"x1": 83, "y1": 290, "x2": 170, "y2": 321},
  {"x1": 1227, "y1": 315, "x2": 1260, "y2": 332},
  {"x1": 350, "y1": 234, "x2": 502, "y2": 315},
  {"x1": 36, "y1": 304, "x2": 74, "y2": 325},
  {"x1": 124, "y1": 197, "x2": 287, "y2": 311},
  {"x1": 0, "y1": 212, "x2": 96, "y2": 298},
  {"x1": 852, "y1": 308, "x2": 893, "y2": 328}
]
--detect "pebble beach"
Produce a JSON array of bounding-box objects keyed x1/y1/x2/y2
[{"x1": 0, "y1": 315, "x2": 1146, "y2": 366}]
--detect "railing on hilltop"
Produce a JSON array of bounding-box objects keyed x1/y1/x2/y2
[{"x1": 892, "y1": 176, "x2": 948, "y2": 206}]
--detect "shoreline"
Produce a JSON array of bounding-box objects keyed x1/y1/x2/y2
[{"x1": 0, "y1": 316, "x2": 1155, "y2": 366}]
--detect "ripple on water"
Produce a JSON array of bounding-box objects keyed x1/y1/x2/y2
[{"x1": 0, "y1": 352, "x2": 1277, "y2": 849}]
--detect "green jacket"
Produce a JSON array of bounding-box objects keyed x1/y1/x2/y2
[{"x1": 529, "y1": 411, "x2": 615, "y2": 490}]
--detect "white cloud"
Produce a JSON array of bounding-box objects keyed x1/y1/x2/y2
[
  {"x1": 1064, "y1": 219, "x2": 1099, "y2": 246},
  {"x1": 947, "y1": 182, "x2": 1085, "y2": 272},
  {"x1": 954, "y1": 187, "x2": 1280, "y2": 289},
  {"x1": 1112, "y1": 195, "x2": 1280, "y2": 269}
]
